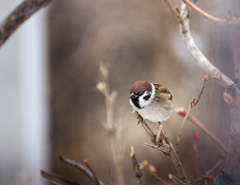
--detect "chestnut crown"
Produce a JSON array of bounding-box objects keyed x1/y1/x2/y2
[{"x1": 130, "y1": 81, "x2": 152, "y2": 95}]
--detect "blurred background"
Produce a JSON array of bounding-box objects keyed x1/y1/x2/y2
[{"x1": 0, "y1": 0, "x2": 238, "y2": 184}]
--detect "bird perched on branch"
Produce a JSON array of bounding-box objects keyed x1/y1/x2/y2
[{"x1": 129, "y1": 81, "x2": 173, "y2": 124}]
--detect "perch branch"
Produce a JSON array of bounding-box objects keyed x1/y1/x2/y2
[
  {"x1": 132, "y1": 109, "x2": 188, "y2": 183},
  {"x1": 59, "y1": 156, "x2": 105, "y2": 185},
  {"x1": 0, "y1": 0, "x2": 52, "y2": 48},
  {"x1": 132, "y1": 110, "x2": 156, "y2": 143},
  {"x1": 41, "y1": 170, "x2": 82, "y2": 185},
  {"x1": 181, "y1": 0, "x2": 240, "y2": 24}
]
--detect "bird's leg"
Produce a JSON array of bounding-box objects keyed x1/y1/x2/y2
[
  {"x1": 132, "y1": 110, "x2": 143, "y2": 125},
  {"x1": 155, "y1": 123, "x2": 163, "y2": 146}
]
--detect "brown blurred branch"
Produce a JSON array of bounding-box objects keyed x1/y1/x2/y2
[
  {"x1": 0, "y1": 0, "x2": 52, "y2": 48},
  {"x1": 97, "y1": 63, "x2": 124, "y2": 185},
  {"x1": 41, "y1": 170, "x2": 82, "y2": 185},
  {"x1": 130, "y1": 146, "x2": 147, "y2": 185},
  {"x1": 59, "y1": 156, "x2": 105, "y2": 185},
  {"x1": 181, "y1": 0, "x2": 240, "y2": 24}
]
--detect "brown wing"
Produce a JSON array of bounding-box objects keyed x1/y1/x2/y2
[{"x1": 152, "y1": 82, "x2": 173, "y2": 101}]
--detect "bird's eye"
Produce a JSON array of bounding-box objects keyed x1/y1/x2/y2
[
  {"x1": 143, "y1": 94, "x2": 151, "y2": 100},
  {"x1": 138, "y1": 91, "x2": 144, "y2": 96}
]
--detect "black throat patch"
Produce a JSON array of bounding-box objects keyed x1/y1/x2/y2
[{"x1": 130, "y1": 97, "x2": 141, "y2": 109}]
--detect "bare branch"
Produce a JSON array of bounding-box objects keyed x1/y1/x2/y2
[
  {"x1": 143, "y1": 141, "x2": 188, "y2": 184},
  {"x1": 181, "y1": 0, "x2": 240, "y2": 24},
  {"x1": 169, "y1": 174, "x2": 188, "y2": 185},
  {"x1": 176, "y1": 107, "x2": 227, "y2": 152},
  {"x1": 176, "y1": 104, "x2": 191, "y2": 153},
  {"x1": 41, "y1": 170, "x2": 82, "y2": 185},
  {"x1": 176, "y1": 75, "x2": 208, "y2": 152},
  {"x1": 193, "y1": 138, "x2": 206, "y2": 175},
  {"x1": 0, "y1": 0, "x2": 52, "y2": 48},
  {"x1": 206, "y1": 156, "x2": 225, "y2": 175},
  {"x1": 132, "y1": 108, "x2": 188, "y2": 183},
  {"x1": 130, "y1": 146, "x2": 147, "y2": 185},
  {"x1": 59, "y1": 156, "x2": 105, "y2": 185},
  {"x1": 84, "y1": 160, "x2": 101, "y2": 185},
  {"x1": 148, "y1": 164, "x2": 170, "y2": 185},
  {"x1": 132, "y1": 110, "x2": 156, "y2": 143},
  {"x1": 188, "y1": 115, "x2": 228, "y2": 152},
  {"x1": 179, "y1": 3, "x2": 234, "y2": 88}
]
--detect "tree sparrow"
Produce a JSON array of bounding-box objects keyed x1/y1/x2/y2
[{"x1": 129, "y1": 81, "x2": 173, "y2": 123}]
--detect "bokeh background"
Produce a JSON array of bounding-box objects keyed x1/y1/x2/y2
[{"x1": 0, "y1": 0, "x2": 239, "y2": 184}]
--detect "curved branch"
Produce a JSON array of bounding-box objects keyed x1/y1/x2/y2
[
  {"x1": 179, "y1": 3, "x2": 234, "y2": 88},
  {"x1": 0, "y1": 0, "x2": 52, "y2": 48},
  {"x1": 181, "y1": 0, "x2": 240, "y2": 24}
]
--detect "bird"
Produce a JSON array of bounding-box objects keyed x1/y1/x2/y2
[{"x1": 129, "y1": 81, "x2": 173, "y2": 124}]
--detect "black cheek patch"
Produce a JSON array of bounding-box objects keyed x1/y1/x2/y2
[
  {"x1": 131, "y1": 98, "x2": 141, "y2": 109},
  {"x1": 143, "y1": 95, "x2": 151, "y2": 101}
]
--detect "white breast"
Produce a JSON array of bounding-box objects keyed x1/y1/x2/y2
[{"x1": 137, "y1": 100, "x2": 173, "y2": 122}]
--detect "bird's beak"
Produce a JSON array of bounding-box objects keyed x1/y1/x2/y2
[{"x1": 130, "y1": 93, "x2": 138, "y2": 99}]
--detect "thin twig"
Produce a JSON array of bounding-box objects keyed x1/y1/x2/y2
[
  {"x1": 144, "y1": 142, "x2": 189, "y2": 184},
  {"x1": 41, "y1": 170, "x2": 82, "y2": 185},
  {"x1": 59, "y1": 156, "x2": 105, "y2": 185},
  {"x1": 206, "y1": 156, "x2": 225, "y2": 175},
  {"x1": 193, "y1": 142, "x2": 205, "y2": 174},
  {"x1": 148, "y1": 164, "x2": 170, "y2": 185},
  {"x1": 176, "y1": 104, "x2": 192, "y2": 153},
  {"x1": 169, "y1": 174, "x2": 188, "y2": 185},
  {"x1": 84, "y1": 160, "x2": 101, "y2": 185},
  {"x1": 0, "y1": 0, "x2": 52, "y2": 48},
  {"x1": 176, "y1": 76, "x2": 207, "y2": 152},
  {"x1": 188, "y1": 115, "x2": 228, "y2": 152},
  {"x1": 181, "y1": 0, "x2": 240, "y2": 24}
]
